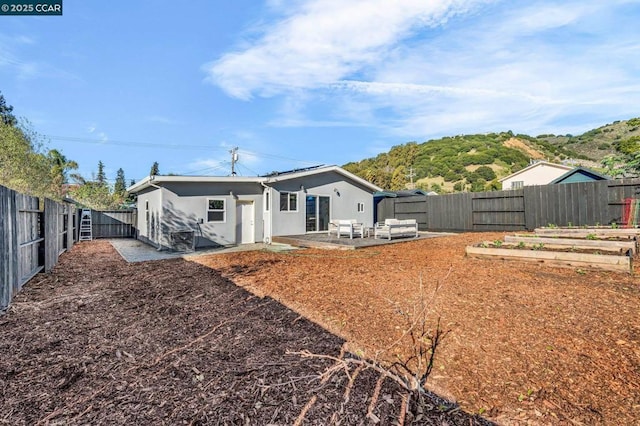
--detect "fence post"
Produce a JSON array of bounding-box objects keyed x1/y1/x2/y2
[
  {"x1": 1, "y1": 186, "x2": 19, "y2": 312},
  {"x1": 44, "y1": 199, "x2": 59, "y2": 272}
]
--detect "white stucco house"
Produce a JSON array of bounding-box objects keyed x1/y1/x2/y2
[
  {"x1": 126, "y1": 165, "x2": 382, "y2": 250},
  {"x1": 499, "y1": 161, "x2": 574, "y2": 190}
]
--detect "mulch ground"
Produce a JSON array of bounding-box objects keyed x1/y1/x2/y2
[
  {"x1": 191, "y1": 232, "x2": 640, "y2": 425},
  {"x1": 0, "y1": 240, "x2": 490, "y2": 425}
]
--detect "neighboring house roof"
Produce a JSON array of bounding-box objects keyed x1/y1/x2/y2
[
  {"x1": 498, "y1": 161, "x2": 573, "y2": 182},
  {"x1": 127, "y1": 165, "x2": 382, "y2": 193},
  {"x1": 549, "y1": 167, "x2": 610, "y2": 184},
  {"x1": 374, "y1": 189, "x2": 432, "y2": 198}
]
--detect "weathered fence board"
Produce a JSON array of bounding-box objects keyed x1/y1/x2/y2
[
  {"x1": 377, "y1": 178, "x2": 640, "y2": 232},
  {"x1": 1, "y1": 186, "x2": 18, "y2": 312},
  {"x1": 1, "y1": 185, "x2": 74, "y2": 312},
  {"x1": 91, "y1": 210, "x2": 136, "y2": 238},
  {"x1": 17, "y1": 193, "x2": 43, "y2": 286},
  {"x1": 44, "y1": 199, "x2": 60, "y2": 273}
]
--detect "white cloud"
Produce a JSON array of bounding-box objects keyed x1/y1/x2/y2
[
  {"x1": 0, "y1": 32, "x2": 80, "y2": 81},
  {"x1": 205, "y1": 0, "x2": 640, "y2": 140},
  {"x1": 205, "y1": 0, "x2": 490, "y2": 99},
  {"x1": 87, "y1": 124, "x2": 109, "y2": 143}
]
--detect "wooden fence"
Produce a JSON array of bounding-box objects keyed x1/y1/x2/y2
[
  {"x1": 1, "y1": 185, "x2": 75, "y2": 312},
  {"x1": 377, "y1": 178, "x2": 640, "y2": 232},
  {"x1": 90, "y1": 210, "x2": 136, "y2": 238}
]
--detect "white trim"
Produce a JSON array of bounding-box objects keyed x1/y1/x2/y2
[
  {"x1": 206, "y1": 198, "x2": 226, "y2": 223},
  {"x1": 279, "y1": 191, "x2": 299, "y2": 212}
]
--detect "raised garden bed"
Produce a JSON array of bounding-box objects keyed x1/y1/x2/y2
[
  {"x1": 534, "y1": 227, "x2": 640, "y2": 240},
  {"x1": 466, "y1": 242, "x2": 633, "y2": 273},
  {"x1": 505, "y1": 234, "x2": 637, "y2": 255}
]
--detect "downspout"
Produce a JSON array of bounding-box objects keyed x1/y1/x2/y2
[{"x1": 260, "y1": 180, "x2": 273, "y2": 244}]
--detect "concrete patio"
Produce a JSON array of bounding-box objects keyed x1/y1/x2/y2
[{"x1": 109, "y1": 239, "x2": 297, "y2": 263}]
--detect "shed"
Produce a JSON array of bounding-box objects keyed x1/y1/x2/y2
[{"x1": 549, "y1": 167, "x2": 609, "y2": 184}]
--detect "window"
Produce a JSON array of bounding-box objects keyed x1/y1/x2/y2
[
  {"x1": 207, "y1": 199, "x2": 225, "y2": 222},
  {"x1": 279, "y1": 191, "x2": 298, "y2": 211},
  {"x1": 265, "y1": 191, "x2": 270, "y2": 212},
  {"x1": 511, "y1": 181, "x2": 524, "y2": 189},
  {"x1": 357, "y1": 202, "x2": 365, "y2": 212}
]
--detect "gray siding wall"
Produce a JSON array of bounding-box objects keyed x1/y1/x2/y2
[
  {"x1": 159, "y1": 182, "x2": 264, "y2": 248},
  {"x1": 269, "y1": 171, "x2": 375, "y2": 236},
  {"x1": 136, "y1": 187, "x2": 163, "y2": 247}
]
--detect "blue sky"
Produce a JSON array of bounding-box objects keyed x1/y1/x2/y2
[{"x1": 1, "y1": 0, "x2": 639, "y2": 184}]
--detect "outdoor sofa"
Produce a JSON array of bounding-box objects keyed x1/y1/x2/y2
[
  {"x1": 374, "y1": 218, "x2": 419, "y2": 240},
  {"x1": 328, "y1": 219, "x2": 365, "y2": 239}
]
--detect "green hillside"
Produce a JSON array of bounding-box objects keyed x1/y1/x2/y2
[{"x1": 343, "y1": 117, "x2": 640, "y2": 193}]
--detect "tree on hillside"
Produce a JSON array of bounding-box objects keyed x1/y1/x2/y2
[
  {"x1": 48, "y1": 149, "x2": 78, "y2": 198},
  {"x1": 470, "y1": 178, "x2": 487, "y2": 192},
  {"x1": 0, "y1": 92, "x2": 78, "y2": 199},
  {"x1": 69, "y1": 181, "x2": 115, "y2": 210},
  {"x1": 96, "y1": 161, "x2": 106, "y2": 185},
  {"x1": 114, "y1": 168, "x2": 126, "y2": 197},
  {"x1": 600, "y1": 135, "x2": 640, "y2": 177},
  {"x1": 601, "y1": 155, "x2": 626, "y2": 178},
  {"x1": 150, "y1": 161, "x2": 159, "y2": 176},
  {"x1": 0, "y1": 122, "x2": 51, "y2": 196},
  {"x1": 69, "y1": 164, "x2": 130, "y2": 210},
  {"x1": 0, "y1": 91, "x2": 17, "y2": 126},
  {"x1": 390, "y1": 166, "x2": 407, "y2": 190},
  {"x1": 474, "y1": 166, "x2": 497, "y2": 181}
]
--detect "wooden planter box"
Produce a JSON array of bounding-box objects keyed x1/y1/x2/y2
[
  {"x1": 505, "y1": 235, "x2": 637, "y2": 255},
  {"x1": 465, "y1": 245, "x2": 632, "y2": 274},
  {"x1": 534, "y1": 227, "x2": 640, "y2": 240}
]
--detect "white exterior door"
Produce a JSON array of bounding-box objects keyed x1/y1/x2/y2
[{"x1": 236, "y1": 201, "x2": 255, "y2": 244}]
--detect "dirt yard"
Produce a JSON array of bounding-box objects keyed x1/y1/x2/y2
[
  {"x1": 192, "y1": 232, "x2": 640, "y2": 425},
  {"x1": 0, "y1": 240, "x2": 489, "y2": 425}
]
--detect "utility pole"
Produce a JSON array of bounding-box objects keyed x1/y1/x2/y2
[
  {"x1": 230, "y1": 147, "x2": 238, "y2": 176},
  {"x1": 406, "y1": 166, "x2": 416, "y2": 189}
]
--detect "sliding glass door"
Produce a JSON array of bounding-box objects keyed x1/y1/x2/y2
[{"x1": 305, "y1": 195, "x2": 330, "y2": 232}]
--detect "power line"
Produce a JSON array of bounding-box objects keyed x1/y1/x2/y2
[
  {"x1": 46, "y1": 135, "x2": 319, "y2": 165},
  {"x1": 238, "y1": 148, "x2": 318, "y2": 166},
  {"x1": 180, "y1": 162, "x2": 229, "y2": 176},
  {"x1": 46, "y1": 135, "x2": 223, "y2": 151},
  {"x1": 235, "y1": 162, "x2": 260, "y2": 177}
]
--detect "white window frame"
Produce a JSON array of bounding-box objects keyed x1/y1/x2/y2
[
  {"x1": 279, "y1": 191, "x2": 298, "y2": 212},
  {"x1": 207, "y1": 198, "x2": 226, "y2": 222},
  {"x1": 264, "y1": 191, "x2": 270, "y2": 212},
  {"x1": 511, "y1": 181, "x2": 524, "y2": 189},
  {"x1": 357, "y1": 202, "x2": 365, "y2": 213}
]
